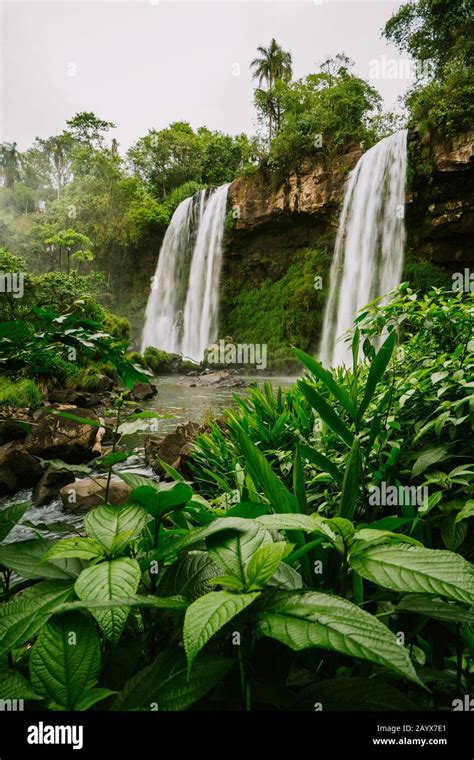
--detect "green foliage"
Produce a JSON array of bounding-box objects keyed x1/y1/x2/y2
[
  {"x1": 1, "y1": 306, "x2": 474, "y2": 710},
  {"x1": 221, "y1": 247, "x2": 331, "y2": 363},
  {"x1": 384, "y1": 1, "x2": 474, "y2": 137},
  {"x1": 0, "y1": 375, "x2": 41, "y2": 407},
  {"x1": 406, "y1": 59, "x2": 474, "y2": 136},
  {"x1": 127, "y1": 122, "x2": 254, "y2": 200},
  {"x1": 143, "y1": 346, "x2": 175, "y2": 373},
  {"x1": 0, "y1": 306, "x2": 150, "y2": 389},
  {"x1": 259, "y1": 56, "x2": 381, "y2": 176}
]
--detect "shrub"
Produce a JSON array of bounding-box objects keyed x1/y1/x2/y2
[
  {"x1": 0, "y1": 376, "x2": 42, "y2": 408},
  {"x1": 102, "y1": 310, "x2": 131, "y2": 341},
  {"x1": 143, "y1": 346, "x2": 174, "y2": 373}
]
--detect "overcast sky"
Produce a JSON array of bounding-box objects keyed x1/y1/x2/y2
[{"x1": 1, "y1": 0, "x2": 410, "y2": 152}]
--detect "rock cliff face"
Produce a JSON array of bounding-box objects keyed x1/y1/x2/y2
[
  {"x1": 406, "y1": 130, "x2": 474, "y2": 266},
  {"x1": 224, "y1": 129, "x2": 474, "y2": 279},
  {"x1": 224, "y1": 146, "x2": 362, "y2": 282}
]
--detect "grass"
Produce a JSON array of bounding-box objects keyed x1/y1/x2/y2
[{"x1": 0, "y1": 376, "x2": 42, "y2": 408}]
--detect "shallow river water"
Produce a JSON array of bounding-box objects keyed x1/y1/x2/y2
[{"x1": 1, "y1": 374, "x2": 296, "y2": 541}]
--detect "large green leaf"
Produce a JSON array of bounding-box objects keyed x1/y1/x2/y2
[
  {"x1": 298, "y1": 382, "x2": 354, "y2": 447},
  {"x1": 129, "y1": 482, "x2": 193, "y2": 518},
  {"x1": 208, "y1": 521, "x2": 273, "y2": 584},
  {"x1": 235, "y1": 430, "x2": 298, "y2": 512},
  {"x1": 255, "y1": 514, "x2": 337, "y2": 542},
  {"x1": 412, "y1": 446, "x2": 448, "y2": 477},
  {"x1": 44, "y1": 537, "x2": 106, "y2": 562},
  {"x1": 111, "y1": 650, "x2": 232, "y2": 710},
  {"x1": 62, "y1": 595, "x2": 187, "y2": 613},
  {"x1": 0, "y1": 669, "x2": 41, "y2": 701},
  {"x1": 337, "y1": 439, "x2": 361, "y2": 520},
  {"x1": 0, "y1": 502, "x2": 30, "y2": 543},
  {"x1": 441, "y1": 513, "x2": 468, "y2": 551},
  {"x1": 299, "y1": 444, "x2": 343, "y2": 485},
  {"x1": 294, "y1": 348, "x2": 356, "y2": 417},
  {"x1": 0, "y1": 539, "x2": 85, "y2": 580},
  {"x1": 155, "y1": 517, "x2": 255, "y2": 561},
  {"x1": 246, "y1": 542, "x2": 289, "y2": 589},
  {"x1": 397, "y1": 594, "x2": 474, "y2": 625},
  {"x1": 0, "y1": 580, "x2": 74, "y2": 656},
  {"x1": 74, "y1": 558, "x2": 141, "y2": 642},
  {"x1": 30, "y1": 612, "x2": 108, "y2": 710},
  {"x1": 293, "y1": 446, "x2": 308, "y2": 514},
  {"x1": 157, "y1": 551, "x2": 219, "y2": 601},
  {"x1": 85, "y1": 503, "x2": 147, "y2": 552},
  {"x1": 356, "y1": 330, "x2": 397, "y2": 424},
  {"x1": 184, "y1": 591, "x2": 259, "y2": 669},
  {"x1": 257, "y1": 591, "x2": 422, "y2": 686},
  {"x1": 349, "y1": 544, "x2": 474, "y2": 604}
]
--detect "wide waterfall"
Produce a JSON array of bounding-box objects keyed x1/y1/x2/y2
[
  {"x1": 141, "y1": 183, "x2": 230, "y2": 362},
  {"x1": 319, "y1": 130, "x2": 408, "y2": 368}
]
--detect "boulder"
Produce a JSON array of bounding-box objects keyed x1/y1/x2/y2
[
  {"x1": 180, "y1": 371, "x2": 246, "y2": 389},
  {"x1": 0, "y1": 441, "x2": 44, "y2": 496},
  {"x1": 32, "y1": 467, "x2": 75, "y2": 507},
  {"x1": 47, "y1": 390, "x2": 105, "y2": 408},
  {"x1": 129, "y1": 382, "x2": 158, "y2": 402},
  {"x1": 145, "y1": 421, "x2": 204, "y2": 479},
  {"x1": 60, "y1": 476, "x2": 131, "y2": 511},
  {"x1": 24, "y1": 407, "x2": 99, "y2": 464},
  {"x1": 0, "y1": 418, "x2": 31, "y2": 446}
]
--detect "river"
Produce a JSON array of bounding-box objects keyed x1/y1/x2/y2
[{"x1": 1, "y1": 374, "x2": 296, "y2": 542}]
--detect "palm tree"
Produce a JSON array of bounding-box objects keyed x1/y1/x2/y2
[{"x1": 250, "y1": 39, "x2": 293, "y2": 141}]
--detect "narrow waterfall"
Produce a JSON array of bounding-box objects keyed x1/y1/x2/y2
[
  {"x1": 319, "y1": 130, "x2": 408, "y2": 368},
  {"x1": 141, "y1": 183, "x2": 230, "y2": 362}
]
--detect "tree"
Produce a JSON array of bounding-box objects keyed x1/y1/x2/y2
[
  {"x1": 265, "y1": 57, "x2": 381, "y2": 173},
  {"x1": 44, "y1": 229, "x2": 94, "y2": 274},
  {"x1": 384, "y1": 0, "x2": 474, "y2": 136},
  {"x1": 30, "y1": 133, "x2": 74, "y2": 199},
  {"x1": 66, "y1": 112, "x2": 116, "y2": 150},
  {"x1": 0, "y1": 142, "x2": 20, "y2": 190},
  {"x1": 384, "y1": 0, "x2": 473, "y2": 74},
  {"x1": 251, "y1": 39, "x2": 293, "y2": 141}
]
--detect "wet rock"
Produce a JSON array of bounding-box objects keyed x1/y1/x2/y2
[
  {"x1": 33, "y1": 467, "x2": 75, "y2": 507},
  {"x1": 129, "y1": 382, "x2": 158, "y2": 402},
  {"x1": 24, "y1": 407, "x2": 100, "y2": 464},
  {"x1": 145, "y1": 421, "x2": 203, "y2": 479},
  {"x1": 180, "y1": 371, "x2": 246, "y2": 388},
  {"x1": 60, "y1": 476, "x2": 131, "y2": 511},
  {"x1": 0, "y1": 418, "x2": 31, "y2": 446},
  {"x1": 0, "y1": 441, "x2": 44, "y2": 496},
  {"x1": 47, "y1": 390, "x2": 106, "y2": 408}
]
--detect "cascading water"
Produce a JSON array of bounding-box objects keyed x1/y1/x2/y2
[
  {"x1": 319, "y1": 130, "x2": 408, "y2": 368},
  {"x1": 141, "y1": 183, "x2": 230, "y2": 362}
]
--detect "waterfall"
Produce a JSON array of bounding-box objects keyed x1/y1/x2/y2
[
  {"x1": 141, "y1": 183, "x2": 230, "y2": 362},
  {"x1": 319, "y1": 130, "x2": 408, "y2": 368}
]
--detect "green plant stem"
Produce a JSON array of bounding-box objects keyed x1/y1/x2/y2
[
  {"x1": 105, "y1": 402, "x2": 122, "y2": 503},
  {"x1": 456, "y1": 624, "x2": 462, "y2": 692},
  {"x1": 237, "y1": 641, "x2": 251, "y2": 711},
  {"x1": 150, "y1": 518, "x2": 161, "y2": 593}
]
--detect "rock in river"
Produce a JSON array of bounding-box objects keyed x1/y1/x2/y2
[
  {"x1": 60, "y1": 476, "x2": 131, "y2": 511},
  {"x1": 24, "y1": 407, "x2": 100, "y2": 464},
  {"x1": 0, "y1": 441, "x2": 44, "y2": 496}
]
